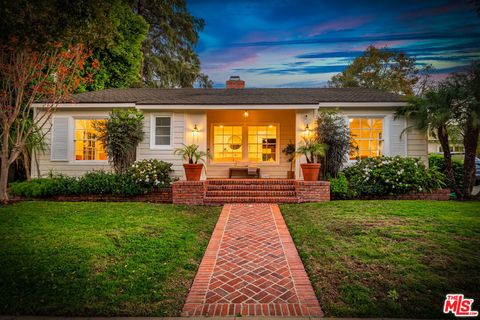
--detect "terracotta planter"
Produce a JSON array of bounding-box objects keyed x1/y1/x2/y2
[
  {"x1": 301, "y1": 163, "x2": 321, "y2": 181},
  {"x1": 183, "y1": 163, "x2": 203, "y2": 181},
  {"x1": 287, "y1": 171, "x2": 295, "y2": 179}
]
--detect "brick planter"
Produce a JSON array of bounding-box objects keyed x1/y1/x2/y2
[
  {"x1": 294, "y1": 180, "x2": 330, "y2": 203},
  {"x1": 10, "y1": 188, "x2": 172, "y2": 203},
  {"x1": 359, "y1": 189, "x2": 451, "y2": 201},
  {"x1": 172, "y1": 181, "x2": 205, "y2": 205}
]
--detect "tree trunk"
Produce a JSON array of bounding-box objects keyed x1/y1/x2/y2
[
  {"x1": 23, "y1": 151, "x2": 31, "y2": 181},
  {"x1": 438, "y1": 125, "x2": 463, "y2": 199},
  {"x1": 0, "y1": 159, "x2": 9, "y2": 203},
  {"x1": 463, "y1": 120, "x2": 480, "y2": 198}
]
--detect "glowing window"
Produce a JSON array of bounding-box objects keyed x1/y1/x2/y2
[
  {"x1": 248, "y1": 125, "x2": 277, "y2": 162},
  {"x1": 349, "y1": 118, "x2": 383, "y2": 160},
  {"x1": 213, "y1": 125, "x2": 243, "y2": 162},
  {"x1": 74, "y1": 119, "x2": 107, "y2": 161}
]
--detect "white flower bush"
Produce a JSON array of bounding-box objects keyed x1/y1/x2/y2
[
  {"x1": 128, "y1": 159, "x2": 177, "y2": 189},
  {"x1": 342, "y1": 156, "x2": 445, "y2": 197}
]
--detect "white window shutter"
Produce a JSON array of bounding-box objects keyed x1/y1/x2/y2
[
  {"x1": 51, "y1": 117, "x2": 69, "y2": 161},
  {"x1": 388, "y1": 115, "x2": 407, "y2": 156}
]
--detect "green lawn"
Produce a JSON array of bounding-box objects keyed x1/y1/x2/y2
[
  {"x1": 0, "y1": 201, "x2": 221, "y2": 316},
  {"x1": 281, "y1": 200, "x2": 480, "y2": 318}
]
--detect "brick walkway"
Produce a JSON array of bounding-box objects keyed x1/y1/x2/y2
[{"x1": 182, "y1": 204, "x2": 322, "y2": 317}]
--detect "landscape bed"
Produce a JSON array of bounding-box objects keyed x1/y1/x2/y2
[
  {"x1": 0, "y1": 202, "x2": 221, "y2": 316},
  {"x1": 281, "y1": 200, "x2": 480, "y2": 318}
]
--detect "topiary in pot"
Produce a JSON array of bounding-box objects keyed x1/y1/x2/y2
[{"x1": 174, "y1": 144, "x2": 208, "y2": 181}]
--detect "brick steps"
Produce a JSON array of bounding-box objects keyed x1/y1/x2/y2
[
  {"x1": 205, "y1": 179, "x2": 297, "y2": 204},
  {"x1": 206, "y1": 190, "x2": 296, "y2": 197},
  {"x1": 204, "y1": 196, "x2": 298, "y2": 204},
  {"x1": 207, "y1": 179, "x2": 295, "y2": 185},
  {"x1": 206, "y1": 184, "x2": 295, "y2": 191}
]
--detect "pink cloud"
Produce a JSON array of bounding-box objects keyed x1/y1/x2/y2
[{"x1": 306, "y1": 16, "x2": 373, "y2": 37}]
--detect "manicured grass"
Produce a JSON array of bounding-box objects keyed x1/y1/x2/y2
[
  {"x1": 281, "y1": 200, "x2": 480, "y2": 319},
  {"x1": 0, "y1": 201, "x2": 221, "y2": 316}
]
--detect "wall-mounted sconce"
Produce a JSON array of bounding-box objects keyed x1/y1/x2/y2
[
  {"x1": 304, "y1": 124, "x2": 311, "y2": 137},
  {"x1": 192, "y1": 124, "x2": 199, "y2": 137},
  {"x1": 243, "y1": 110, "x2": 249, "y2": 119}
]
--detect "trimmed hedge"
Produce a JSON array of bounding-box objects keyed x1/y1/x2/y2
[{"x1": 9, "y1": 160, "x2": 176, "y2": 198}]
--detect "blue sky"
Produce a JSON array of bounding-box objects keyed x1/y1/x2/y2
[{"x1": 187, "y1": 0, "x2": 480, "y2": 88}]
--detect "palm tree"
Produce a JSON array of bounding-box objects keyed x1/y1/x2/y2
[{"x1": 397, "y1": 86, "x2": 463, "y2": 198}]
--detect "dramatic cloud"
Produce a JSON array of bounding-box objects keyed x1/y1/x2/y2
[{"x1": 187, "y1": 0, "x2": 480, "y2": 88}]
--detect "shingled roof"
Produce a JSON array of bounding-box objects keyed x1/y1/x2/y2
[{"x1": 67, "y1": 87, "x2": 405, "y2": 105}]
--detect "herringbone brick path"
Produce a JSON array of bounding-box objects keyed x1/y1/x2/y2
[{"x1": 182, "y1": 204, "x2": 322, "y2": 317}]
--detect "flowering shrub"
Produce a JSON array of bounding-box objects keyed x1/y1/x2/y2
[
  {"x1": 343, "y1": 156, "x2": 445, "y2": 197},
  {"x1": 128, "y1": 159, "x2": 176, "y2": 189}
]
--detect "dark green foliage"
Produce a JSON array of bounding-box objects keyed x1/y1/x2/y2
[
  {"x1": 95, "y1": 109, "x2": 145, "y2": 173},
  {"x1": 129, "y1": 0, "x2": 205, "y2": 87},
  {"x1": 8, "y1": 166, "x2": 175, "y2": 198},
  {"x1": 328, "y1": 45, "x2": 431, "y2": 95},
  {"x1": 82, "y1": 3, "x2": 149, "y2": 91},
  {"x1": 343, "y1": 156, "x2": 445, "y2": 197},
  {"x1": 429, "y1": 154, "x2": 464, "y2": 191},
  {"x1": 316, "y1": 110, "x2": 351, "y2": 178},
  {"x1": 329, "y1": 172, "x2": 350, "y2": 199},
  {"x1": 1, "y1": 0, "x2": 149, "y2": 91}
]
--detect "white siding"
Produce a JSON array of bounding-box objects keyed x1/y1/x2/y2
[{"x1": 137, "y1": 111, "x2": 186, "y2": 179}]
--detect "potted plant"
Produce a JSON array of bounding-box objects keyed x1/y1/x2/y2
[
  {"x1": 296, "y1": 137, "x2": 327, "y2": 181},
  {"x1": 174, "y1": 144, "x2": 208, "y2": 181},
  {"x1": 282, "y1": 141, "x2": 296, "y2": 179}
]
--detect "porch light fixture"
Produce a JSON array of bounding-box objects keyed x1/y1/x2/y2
[
  {"x1": 243, "y1": 110, "x2": 249, "y2": 118},
  {"x1": 304, "y1": 124, "x2": 311, "y2": 137},
  {"x1": 192, "y1": 124, "x2": 199, "y2": 137}
]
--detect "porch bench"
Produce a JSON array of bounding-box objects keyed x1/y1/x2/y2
[{"x1": 229, "y1": 167, "x2": 260, "y2": 179}]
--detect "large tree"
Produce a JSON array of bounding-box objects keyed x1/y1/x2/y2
[
  {"x1": 1, "y1": 0, "x2": 149, "y2": 91},
  {"x1": 397, "y1": 88, "x2": 463, "y2": 198},
  {"x1": 0, "y1": 44, "x2": 91, "y2": 202},
  {"x1": 445, "y1": 62, "x2": 480, "y2": 197},
  {"x1": 329, "y1": 45, "x2": 431, "y2": 96},
  {"x1": 129, "y1": 0, "x2": 206, "y2": 87}
]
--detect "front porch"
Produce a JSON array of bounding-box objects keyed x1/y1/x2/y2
[
  {"x1": 184, "y1": 109, "x2": 316, "y2": 180},
  {"x1": 172, "y1": 179, "x2": 330, "y2": 205}
]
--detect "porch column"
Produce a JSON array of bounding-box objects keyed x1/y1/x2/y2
[
  {"x1": 184, "y1": 111, "x2": 207, "y2": 180},
  {"x1": 295, "y1": 109, "x2": 317, "y2": 180}
]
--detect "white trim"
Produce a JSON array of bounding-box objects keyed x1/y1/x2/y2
[
  {"x1": 318, "y1": 102, "x2": 407, "y2": 107},
  {"x1": 33, "y1": 103, "x2": 136, "y2": 109},
  {"x1": 138, "y1": 104, "x2": 318, "y2": 110},
  {"x1": 150, "y1": 113, "x2": 174, "y2": 150},
  {"x1": 34, "y1": 102, "x2": 406, "y2": 110}
]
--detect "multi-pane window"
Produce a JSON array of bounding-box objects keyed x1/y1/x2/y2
[
  {"x1": 154, "y1": 116, "x2": 171, "y2": 147},
  {"x1": 74, "y1": 119, "x2": 107, "y2": 161},
  {"x1": 349, "y1": 118, "x2": 383, "y2": 160},
  {"x1": 213, "y1": 125, "x2": 243, "y2": 162},
  {"x1": 248, "y1": 125, "x2": 277, "y2": 162}
]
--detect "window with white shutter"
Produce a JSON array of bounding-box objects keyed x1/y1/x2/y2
[{"x1": 50, "y1": 117, "x2": 69, "y2": 161}]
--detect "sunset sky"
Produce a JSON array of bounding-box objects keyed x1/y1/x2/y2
[{"x1": 187, "y1": 0, "x2": 480, "y2": 88}]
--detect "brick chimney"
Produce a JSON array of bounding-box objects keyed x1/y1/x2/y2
[{"x1": 226, "y1": 75, "x2": 245, "y2": 89}]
